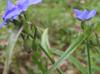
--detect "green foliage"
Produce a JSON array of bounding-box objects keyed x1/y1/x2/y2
[{"x1": 0, "y1": 0, "x2": 100, "y2": 74}]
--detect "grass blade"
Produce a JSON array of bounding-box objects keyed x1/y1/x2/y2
[
  {"x1": 51, "y1": 49, "x2": 88, "y2": 74},
  {"x1": 3, "y1": 26, "x2": 23, "y2": 74},
  {"x1": 50, "y1": 32, "x2": 91, "y2": 73},
  {"x1": 41, "y1": 28, "x2": 63, "y2": 74}
]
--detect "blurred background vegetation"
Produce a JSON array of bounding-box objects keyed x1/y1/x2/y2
[{"x1": 0, "y1": 0, "x2": 100, "y2": 74}]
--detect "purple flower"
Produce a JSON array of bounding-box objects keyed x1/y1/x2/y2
[
  {"x1": 17, "y1": 0, "x2": 42, "y2": 11},
  {"x1": 2, "y1": 1, "x2": 21, "y2": 22},
  {"x1": 0, "y1": 0, "x2": 42, "y2": 29},
  {"x1": 73, "y1": 9, "x2": 96, "y2": 21}
]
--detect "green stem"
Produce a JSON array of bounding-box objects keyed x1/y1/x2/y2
[
  {"x1": 86, "y1": 42, "x2": 92, "y2": 74},
  {"x1": 40, "y1": 46, "x2": 63, "y2": 74},
  {"x1": 81, "y1": 21, "x2": 85, "y2": 31},
  {"x1": 3, "y1": 26, "x2": 23, "y2": 74}
]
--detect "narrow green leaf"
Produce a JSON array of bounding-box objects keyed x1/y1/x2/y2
[
  {"x1": 51, "y1": 49, "x2": 88, "y2": 74},
  {"x1": 41, "y1": 28, "x2": 50, "y2": 55},
  {"x1": 3, "y1": 26, "x2": 23, "y2": 74},
  {"x1": 50, "y1": 32, "x2": 91, "y2": 72},
  {"x1": 41, "y1": 28, "x2": 63, "y2": 74}
]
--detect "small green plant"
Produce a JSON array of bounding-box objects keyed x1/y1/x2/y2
[{"x1": 0, "y1": 0, "x2": 100, "y2": 74}]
